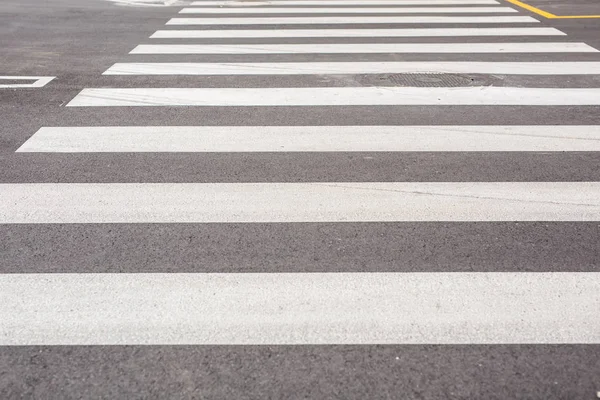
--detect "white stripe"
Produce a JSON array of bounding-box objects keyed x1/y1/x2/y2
[
  {"x1": 17, "y1": 126, "x2": 600, "y2": 153},
  {"x1": 0, "y1": 76, "x2": 55, "y2": 89},
  {"x1": 67, "y1": 87, "x2": 600, "y2": 107},
  {"x1": 130, "y1": 42, "x2": 593, "y2": 54},
  {"x1": 107, "y1": 0, "x2": 178, "y2": 5},
  {"x1": 104, "y1": 61, "x2": 599, "y2": 76},
  {"x1": 179, "y1": 6, "x2": 517, "y2": 13},
  {"x1": 1, "y1": 272, "x2": 599, "y2": 345},
  {"x1": 150, "y1": 27, "x2": 564, "y2": 38},
  {"x1": 191, "y1": 0, "x2": 503, "y2": 5},
  {"x1": 2, "y1": 183, "x2": 600, "y2": 223},
  {"x1": 166, "y1": 15, "x2": 538, "y2": 24}
]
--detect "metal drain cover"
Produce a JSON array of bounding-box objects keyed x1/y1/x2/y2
[{"x1": 384, "y1": 73, "x2": 475, "y2": 87}]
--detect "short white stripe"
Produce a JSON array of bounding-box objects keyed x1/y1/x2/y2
[
  {"x1": 2, "y1": 183, "x2": 600, "y2": 223},
  {"x1": 108, "y1": 0, "x2": 178, "y2": 5},
  {"x1": 150, "y1": 27, "x2": 564, "y2": 38},
  {"x1": 17, "y1": 126, "x2": 600, "y2": 153},
  {"x1": 130, "y1": 42, "x2": 594, "y2": 54},
  {"x1": 104, "y1": 61, "x2": 599, "y2": 76},
  {"x1": 179, "y1": 6, "x2": 517, "y2": 13},
  {"x1": 191, "y1": 0, "x2": 503, "y2": 5},
  {"x1": 2, "y1": 272, "x2": 599, "y2": 345},
  {"x1": 0, "y1": 76, "x2": 55, "y2": 89},
  {"x1": 166, "y1": 15, "x2": 538, "y2": 24},
  {"x1": 67, "y1": 87, "x2": 600, "y2": 107}
]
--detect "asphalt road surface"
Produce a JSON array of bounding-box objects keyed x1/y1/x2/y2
[{"x1": 1, "y1": 0, "x2": 600, "y2": 398}]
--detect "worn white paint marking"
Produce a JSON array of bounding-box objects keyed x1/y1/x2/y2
[
  {"x1": 191, "y1": 0, "x2": 502, "y2": 5},
  {"x1": 166, "y1": 15, "x2": 538, "y2": 24},
  {"x1": 17, "y1": 126, "x2": 600, "y2": 153},
  {"x1": 130, "y1": 42, "x2": 593, "y2": 55},
  {"x1": 106, "y1": 0, "x2": 178, "y2": 6},
  {"x1": 67, "y1": 87, "x2": 600, "y2": 107},
  {"x1": 104, "y1": 61, "x2": 598, "y2": 76},
  {"x1": 180, "y1": 6, "x2": 517, "y2": 13},
  {"x1": 1, "y1": 272, "x2": 599, "y2": 345},
  {"x1": 0, "y1": 76, "x2": 55, "y2": 89},
  {"x1": 150, "y1": 27, "x2": 564, "y2": 38},
  {"x1": 2, "y1": 183, "x2": 600, "y2": 223}
]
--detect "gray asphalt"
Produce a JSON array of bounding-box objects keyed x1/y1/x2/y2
[
  {"x1": 3, "y1": 222, "x2": 600, "y2": 273},
  {"x1": 2, "y1": 0, "x2": 600, "y2": 398},
  {"x1": 2, "y1": 346, "x2": 599, "y2": 399}
]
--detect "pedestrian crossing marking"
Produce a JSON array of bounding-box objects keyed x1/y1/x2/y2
[
  {"x1": 6, "y1": 0, "x2": 600, "y2": 359},
  {"x1": 104, "y1": 61, "x2": 600, "y2": 76},
  {"x1": 67, "y1": 87, "x2": 600, "y2": 107},
  {"x1": 1, "y1": 272, "x2": 598, "y2": 345},
  {"x1": 191, "y1": 0, "x2": 504, "y2": 5},
  {"x1": 130, "y1": 42, "x2": 596, "y2": 55},
  {"x1": 17, "y1": 126, "x2": 600, "y2": 153},
  {"x1": 178, "y1": 7, "x2": 519, "y2": 14},
  {"x1": 166, "y1": 15, "x2": 539, "y2": 24},
  {"x1": 149, "y1": 27, "x2": 565, "y2": 38},
  {"x1": 2, "y1": 182, "x2": 600, "y2": 223}
]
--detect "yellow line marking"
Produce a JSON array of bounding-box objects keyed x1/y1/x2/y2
[
  {"x1": 551, "y1": 15, "x2": 600, "y2": 19},
  {"x1": 504, "y1": 0, "x2": 600, "y2": 19},
  {"x1": 504, "y1": 0, "x2": 554, "y2": 18}
]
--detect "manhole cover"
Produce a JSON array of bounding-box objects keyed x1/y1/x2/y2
[{"x1": 384, "y1": 73, "x2": 475, "y2": 87}]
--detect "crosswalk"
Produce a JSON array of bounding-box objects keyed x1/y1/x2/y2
[
  {"x1": 104, "y1": 61, "x2": 600, "y2": 74},
  {"x1": 127, "y1": 42, "x2": 597, "y2": 53},
  {"x1": 177, "y1": 6, "x2": 519, "y2": 13},
  {"x1": 3, "y1": 0, "x2": 600, "y2": 354},
  {"x1": 68, "y1": 86, "x2": 600, "y2": 106},
  {"x1": 149, "y1": 26, "x2": 566, "y2": 37},
  {"x1": 167, "y1": 15, "x2": 538, "y2": 23},
  {"x1": 3, "y1": 272, "x2": 598, "y2": 345},
  {"x1": 18, "y1": 126, "x2": 600, "y2": 152}
]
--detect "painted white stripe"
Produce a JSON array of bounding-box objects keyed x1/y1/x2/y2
[
  {"x1": 17, "y1": 126, "x2": 600, "y2": 153},
  {"x1": 1, "y1": 272, "x2": 599, "y2": 345},
  {"x1": 0, "y1": 76, "x2": 55, "y2": 89},
  {"x1": 107, "y1": 0, "x2": 178, "y2": 6},
  {"x1": 131, "y1": 42, "x2": 594, "y2": 54},
  {"x1": 104, "y1": 61, "x2": 600, "y2": 76},
  {"x1": 150, "y1": 27, "x2": 564, "y2": 38},
  {"x1": 166, "y1": 15, "x2": 538, "y2": 24},
  {"x1": 180, "y1": 6, "x2": 517, "y2": 13},
  {"x1": 192, "y1": 0, "x2": 503, "y2": 5},
  {"x1": 2, "y1": 183, "x2": 600, "y2": 223},
  {"x1": 67, "y1": 87, "x2": 600, "y2": 107}
]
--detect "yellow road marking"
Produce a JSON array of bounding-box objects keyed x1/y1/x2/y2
[
  {"x1": 504, "y1": 0, "x2": 554, "y2": 18},
  {"x1": 504, "y1": 0, "x2": 600, "y2": 19},
  {"x1": 551, "y1": 15, "x2": 600, "y2": 19}
]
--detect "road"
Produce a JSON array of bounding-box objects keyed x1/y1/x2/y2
[{"x1": 1, "y1": 0, "x2": 600, "y2": 398}]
